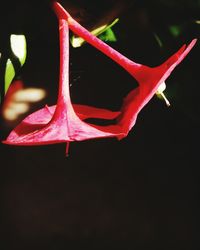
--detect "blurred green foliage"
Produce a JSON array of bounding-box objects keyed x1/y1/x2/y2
[{"x1": 0, "y1": 34, "x2": 26, "y2": 102}]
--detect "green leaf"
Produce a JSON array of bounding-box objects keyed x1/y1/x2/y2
[
  {"x1": 3, "y1": 34, "x2": 27, "y2": 94},
  {"x1": 169, "y1": 25, "x2": 182, "y2": 38},
  {"x1": 4, "y1": 59, "x2": 15, "y2": 93},
  {"x1": 71, "y1": 18, "x2": 119, "y2": 48},
  {"x1": 99, "y1": 28, "x2": 117, "y2": 42}
]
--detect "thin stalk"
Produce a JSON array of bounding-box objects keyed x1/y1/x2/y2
[{"x1": 53, "y1": 18, "x2": 71, "y2": 120}]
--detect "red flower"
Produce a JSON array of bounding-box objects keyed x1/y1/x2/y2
[{"x1": 3, "y1": 2, "x2": 197, "y2": 155}]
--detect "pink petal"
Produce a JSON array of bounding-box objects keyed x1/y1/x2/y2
[{"x1": 3, "y1": 2, "x2": 197, "y2": 155}]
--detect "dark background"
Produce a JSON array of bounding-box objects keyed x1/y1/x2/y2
[{"x1": 0, "y1": 1, "x2": 200, "y2": 249}]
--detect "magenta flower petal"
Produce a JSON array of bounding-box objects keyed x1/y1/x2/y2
[
  {"x1": 3, "y1": 19, "x2": 125, "y2": 153},
  {"x1": 4, "y1": 103, "x2": 121, "y2": 143},
  {"x1": 3, "y1": 1, "x2": 197, "y2": 155},
  {"x1": 116, "y1": 39, "x2": 197, "y2": 137},
  {"x1": 73, "y1": 104, "x2": 121, "y2": 120},
  {"x1": 52, "y1": 2, "x2": 197, "y2": 138}
]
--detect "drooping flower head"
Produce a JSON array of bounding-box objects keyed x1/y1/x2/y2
[{"x1": 3, "y1": 1, "x2": 197, "y2": 155}]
